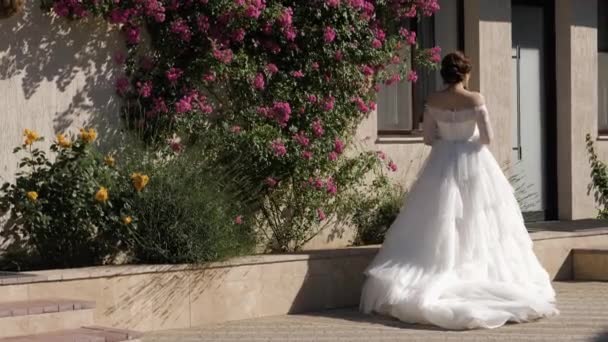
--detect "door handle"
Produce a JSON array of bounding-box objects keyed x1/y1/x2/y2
[{"x1": 512, "y1": 146, "x2": 522, "y2": 160}]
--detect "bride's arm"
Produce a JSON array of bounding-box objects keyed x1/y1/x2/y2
[
  {"x1": 476, "y1": 105, "x2": 493, "y2": 145},
  {"x1": 422, "y1": 106, "x2": 436, "y2": 146}
]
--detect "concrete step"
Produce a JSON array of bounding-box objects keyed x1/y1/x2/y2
[
  {"x1": 0, "y1": 299, "x2": 95, "y2": 338},
  {"x1": 572, "y1": 248, "x2": 608, "y2": 281},
  {"x1": 0, "y1": 326, "x2": 141, "y2": 342}
]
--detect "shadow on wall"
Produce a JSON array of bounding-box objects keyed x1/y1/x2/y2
[{"x1": 0, "y1": 1, "x2": 125, "y2": 156}]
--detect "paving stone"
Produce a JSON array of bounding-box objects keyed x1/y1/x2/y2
[{"x1": 144, "y1": 282, "x2": 608, "y2": 342}]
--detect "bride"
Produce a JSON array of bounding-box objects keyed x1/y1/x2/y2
[{"x1": 359, "y1": 51, "x2": 559, "y2": 330}]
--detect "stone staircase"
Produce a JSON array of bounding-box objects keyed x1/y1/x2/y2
[
  {"x1": 573, "y1": 248, "x2": 608, "y2": 281},
  {"x1": 0, "y1": 277, "x2": 140, "y2": 342}
]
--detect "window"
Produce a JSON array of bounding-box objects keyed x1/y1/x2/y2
[
  {"x1": 599, "y1": 0, "x2": 608, "y2": 133},
  {"x1": 377, "y1": 0, "x2": 463, "y2": 135}
]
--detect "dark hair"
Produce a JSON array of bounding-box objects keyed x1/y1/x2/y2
[{"x1": 440, "y1": 51, "x2": 472, "y2": 85}]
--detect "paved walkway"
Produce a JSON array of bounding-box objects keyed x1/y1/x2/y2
[{"x1": 144, "y1": 282, "x2": 608, "y2": 342}]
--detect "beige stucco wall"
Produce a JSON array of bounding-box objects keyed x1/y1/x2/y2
[
  {"x1": 464, "y1": 0, "x2": 513, "y2": 169},
  {"x1": 556, "y1": 0, "x2": 599, "y2": 219},
  {"x1": 0, "y1": 2, "x2": 124, "y2": 183}
]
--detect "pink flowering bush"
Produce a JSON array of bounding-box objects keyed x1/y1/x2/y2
[{"x1": 41, "y1": 0, "x2": 440, "y2": 251}]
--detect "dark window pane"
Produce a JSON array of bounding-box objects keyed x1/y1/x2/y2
[{"x1": 600, "y1": 0, "x2": 608, "y2": 52}]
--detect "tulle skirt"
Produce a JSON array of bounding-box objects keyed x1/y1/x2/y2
[{"x1": 360, "y1": 140, "x2": 559, "y2": 330}]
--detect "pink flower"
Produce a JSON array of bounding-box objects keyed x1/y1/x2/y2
[
  {"x1": 311, "y1": 177, "x2": 325, "y2": 189},
  {"x1": 239, "y1": 0, "x2": 266, "y2": 18},
  {"x1": 266, "y1": 63, "x2": 279, "y2": 74},
  {"x1": 253, "y1": 73, "x2": 265, "y2": 90},
  {"x1": 203, "y1": 72, "x2": 216, "y2": 83},
  {"x1": 407, "y1": 70, "x2": 418, "y2": 83},
  {"x1": 391, "y1": 55, "x2": 400, "y2": 64},
  {"x1": 328, "y1": 151, "x2": 338, "y2": 161},
  {"x1": 137, "y1": 80, "x2": 153, "y2": 98},
  {"x1": 334, "y1": 51, "x2": 344, "y2": 61},
  {"x1": 352, "y1": 97, "x2": 369, "y2": 112},
  {"x1": 232, "y1": 28, "x2": 246, "y2": 43},
  {"x1": 277, "y1": 7, "x2": 293, "y2": 28},
  {"x1": 170, "y1": 18, "x2": 192, "y2": 42},
  {"x1": 52, "y1": 2, "x2": 69, "y2": 17},
  {"x1": 235, "y1": 215, "x2": 243, "y2": 225},
  {"x1": 124, "y1": 26, "x2": 141, "y2": 45},
  {"x1": 265, "y1": 177, "x2": 278, "y2": 187},
  {"x1": 400, "y1": 28, "x2": 417, "y2": 45},
  {"x1": 385, "y1": 74, "x2": 401, "y2": 85},
  {"x1": 368, "y1": 101, "x2": 377, "y2": 111},
  {"x1": 325, "y1": 178, "x2": 337, "y2": 195},
  {"x1": 323, "y1": 96, "x2": 335, "y2": 111},
  {"x1": 334, "y1": 138, "x2": 345, "y2": 154},
  {"x1": 311, "y1": 61, "x2": 320, "y2": 70},
  {"x1": 376, "y1": 150, "x2": 386, "y2": 160},
  {"x1": 271, "y1": 139, "x2": 287, "y2": 157},
  {"x1": 360, "y1": 64, "x2": 374, "y2": 76},
  {"x1": 272, "y1": 101, "x2": 292, "y2": 126},
  {"x1": 291, "y1": 70, "x2": 304, "y2": 78},
  {"x1": 175, "y1": 95, "x2": 193, "y2": 113},
  {"x1": 196, "y1": 14, "x2": 210, "y2": 32},
  {"x1": 283, "y1": 26, "x2": 297, "y2": 41},
  {"x1": 428, "y1": 46, "x2": 442, "y2": 63},
  {"x1": 230, "y1": 125, "x2": 242, "y2": 134},
  {"x1": 317, "y1": 208, "x2": 326, "y2": 221},
  {"x1": 301, "y1": 151, "x2": 313, "y2": 160},
  {"x1": 153, "y1": 97, "x2": 168, "y2": 114},
  {"x1": 115, "y1": 76, "x2": 130, "y2": 96},
  {"x1": 312, "y1": 119, "x2": 324, "y2": 137},
  {"x1": 388, "y1": 160, "x2": 398, "y2": 172},
  {"x1": 307, "y1": 94, "x2": 318, "y2": 103},
  {"x1": 109, "y1": 8, "x2": 131, "y2": 24},
  {"x1": 371, "y1": 39, "x2": 382, "y2": 49},
  {"x1": 324, "y1": 26, "x2": 337, "y2": 43},
  {"x1": 374, "y1": 28, "x2": 386, "y2": 41},
  {"x1": 404, "y1": 5, "x2": 417, "y2": 17},
  {"x1": 166, "y1": 68, "x2": 184, "y2": 85},
  {"x1": 326, "y1": 0, "x2": 340, "y2": 7},
  {"x1": 293, "y1": 131, "x2": 309, "y2": 147},
  {"x1": 213, "y1": 48, "x2": 234, "y2": 64},
  {"x1": 167, "y1": 134, "x2": 184, "y2": 153}
]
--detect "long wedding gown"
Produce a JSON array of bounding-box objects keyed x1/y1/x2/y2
[{"x1": 360, "y1": 104, "x2": 559, "y2": 330}]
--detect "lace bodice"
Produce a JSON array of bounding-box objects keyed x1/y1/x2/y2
[{"x1": 422, "y1": 104, "x2": 493, "y2": 145}]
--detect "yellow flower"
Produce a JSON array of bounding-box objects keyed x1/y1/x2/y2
[
  {"x1": 23, "y1": 129, "x2": 40, "y2": 146},
  {"x1": 26, "y1": 191, "x2": 38, "y2": 202},
  {"x1": 104, "y1": 155, "x2": 116, "y2": 167},
  {"x1": 131, "y1": 173, "x2": 150, "y2": 192},
  {"x1": 56, "y1": 133, "x2": 72, "y2": 148},
  {"x1": 122, "y1": 216, "x2": 133, "y2": 225},
  {"x1": 95, "y1": 187, "x2": 109, "y2": 203},
  {"x1": 79, "y1": 128, "x2": 97, "y2": 144}
]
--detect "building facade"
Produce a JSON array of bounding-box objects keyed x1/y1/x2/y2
[
  {"x1": 360, "y1": 0, "x2": 607, "y2": 222},
  {"x1": 0, "y1": 0, "x2": 606, "y2": 226}
]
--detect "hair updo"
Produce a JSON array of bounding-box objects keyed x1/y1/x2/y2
[{"x1": 440, "y1": 51, "x2": 472, "y2": 85}]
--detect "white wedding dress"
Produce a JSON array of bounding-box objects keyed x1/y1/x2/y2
[{"x1": 360, "y1": 104, "x2": 559, "y2": 330}]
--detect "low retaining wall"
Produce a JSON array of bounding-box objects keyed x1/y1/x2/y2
[
  {"x1": 0, "y1": 222, "x2": 607, "y2": 332},
  {"x1": 0, "y1": 247, "x2": 376, "y2": 332}
]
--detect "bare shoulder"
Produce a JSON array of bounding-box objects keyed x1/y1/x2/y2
[{"x1": 466, "y1": 91, "x2": 486, "y2": 106}]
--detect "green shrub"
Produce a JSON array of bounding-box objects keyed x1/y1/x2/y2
[
  {"x1": 119, "y1": 145, "x2": 260, "y2": 264},
  {"x1": 586, "y1": 134, "x2": 608, "y2": 219},
  {"x1": 0, "y1": 129, "x2": 139, "y2": 270},
  {"x1": 350, "y1": 178, "x2": 404, "y2": 246}
]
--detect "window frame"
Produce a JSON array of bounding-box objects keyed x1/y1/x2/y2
[{"x1": 377, "y1": 0, "x2": 464, "y2": 137}]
